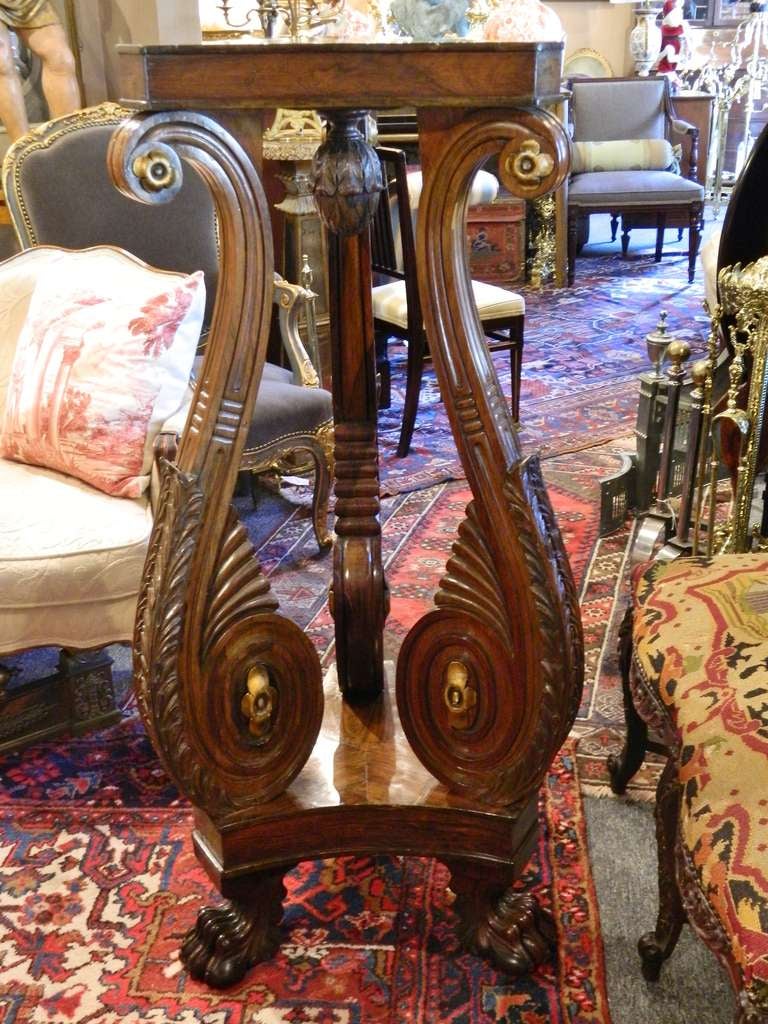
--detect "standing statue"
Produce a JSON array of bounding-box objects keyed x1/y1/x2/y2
[
  {"x1": 655, "y1": 0, "x2": 690, "y2": 85},
  {"x1": 0, "y1": 1, "x2": 80, "y2": 142}
]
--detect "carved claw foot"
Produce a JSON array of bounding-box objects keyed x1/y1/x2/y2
[
  {"x1": 451, "y1": 866, "x2": 556, "y2": 975},
  {"x1": 475, "y1": 891, "x2": 556, "y2": 974},
  {"x1": 181, "y1": 902, "x2": 280, "y2": 987},
  {"x1": 181, "y1": 873, "x2": 286, "y2": 988}
]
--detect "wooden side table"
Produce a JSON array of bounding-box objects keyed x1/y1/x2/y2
[{"x1": 115, "y1": 41, "x2": 584, "y2": 987}]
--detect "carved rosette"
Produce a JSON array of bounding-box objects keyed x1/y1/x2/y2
[
  {"x1": 311, "y1": 110, "x2": 383, "y2": 236},
  {"x1": 396, "y1": 108, "x2": 580, "y2": 808},
  {"x1": 111, "y1": 111, "x2": 324, "y2": 823}
]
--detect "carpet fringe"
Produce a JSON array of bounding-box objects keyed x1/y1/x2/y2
[{"x1": 581, "y1": 781, "x2": 657, "y2": 803}]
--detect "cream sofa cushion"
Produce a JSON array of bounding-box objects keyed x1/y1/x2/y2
[
  {"x1": 0, "y1": 247, "x2": 71, "y2": 422},
  {"x1": 372, "y1": 277, "x2": 525, "y2": 330},
  {"x1": 0, "y1": 457, "x2": 152, "y2": 653}
]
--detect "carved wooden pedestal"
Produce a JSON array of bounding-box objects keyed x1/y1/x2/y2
[{"x1": 116, "y1": 41, "x2": 583, "y2": 987}]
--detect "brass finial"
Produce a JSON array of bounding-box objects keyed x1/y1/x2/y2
[
  {"x1": 646, "y1": 311, "x2": 670, "y2": 377},
  {"x1": 666, "y1": 339, "x2": 691, "y2": 369},
  {"x1": 691, "y1": 358, "x2": 709, "y2": 388}
]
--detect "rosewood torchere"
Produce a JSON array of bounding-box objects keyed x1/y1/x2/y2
[{"x1": 114, "y1": 42, "x2": 584, "y2": 987}]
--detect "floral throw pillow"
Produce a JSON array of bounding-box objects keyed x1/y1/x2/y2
[{"x1": 0, "y1": 248, "x2": 205, "y2": 498}]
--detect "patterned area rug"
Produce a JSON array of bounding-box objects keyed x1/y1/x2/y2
[
  {"x1": 1, "y1": 230, "x2": 715, "y2": 1019},
  {"x1": 0, "y1": 743, "x2": 608, "y2": 1024},
  {"x1": 0, "y1": 453, "x2": 618, "y2": 1023}
]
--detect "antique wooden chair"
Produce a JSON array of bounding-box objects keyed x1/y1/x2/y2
[
  {"x1": 2, "y1": 103, "x2": 333, "y2": 549},
  {"x1": 607, "y1": 259, "x2": 768, "y2": 1022},
  {"x1": 566, "y1": 77, "x2": 705, "y2": 286},
  {"x1": 371, "y1": 146, "x2": 525, "y2": 456}
]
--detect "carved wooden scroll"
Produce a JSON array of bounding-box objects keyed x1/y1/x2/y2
[
  {"x1": 397, "y1": 108, "x2": 583, "y2": 807},
  {"x1": 109, "y1": 112, "x2": 323, "y2": 822}
]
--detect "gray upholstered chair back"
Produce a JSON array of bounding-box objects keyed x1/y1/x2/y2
[
  {"x1": 3, "y1": 105, "x2": 219, "y2": 325},
  {"x1": 570, "y1": 78, "x2": 669, "y2": 143}
]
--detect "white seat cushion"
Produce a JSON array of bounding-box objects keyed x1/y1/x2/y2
[
  {"x1": 405, "y1": 168, "x2": 500, "y2": 210},
  {"x1": 372, "y1": 278, "x2": 524, "y2": 330},
  {"x1": 0, "y1": 458, "x2": 151, "y2": 653}
]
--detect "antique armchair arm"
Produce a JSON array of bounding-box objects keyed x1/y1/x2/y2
[
  {"x1": 670, "y1": 118, "x2": 700, "y2": 182},
  {"x1": 273, "y1": 272, "x2": 319, "y2": 388}
]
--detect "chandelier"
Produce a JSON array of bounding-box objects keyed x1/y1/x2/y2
[{"x1": 216, "y1": 0, "x2": 344, "y2": 40}]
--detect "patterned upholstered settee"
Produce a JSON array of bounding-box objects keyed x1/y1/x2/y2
[{"x1": 628, "y1": 553, "x2": 768, "y2": 1023}]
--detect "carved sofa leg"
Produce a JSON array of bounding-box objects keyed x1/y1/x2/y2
[
  {"x1": 638, "y1": 757, "x2": 686, "y2": 981},
  {"x1": 607, "y1": 605, "x2": 648, "y2": 794}
]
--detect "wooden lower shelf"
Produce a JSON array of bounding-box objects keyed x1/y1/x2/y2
[{"x1": 193, "y1": 664, "x2": 538, "y2": 889}]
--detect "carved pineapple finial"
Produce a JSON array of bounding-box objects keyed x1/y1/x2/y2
[{"x1": 311, "y1": 110, "x2": 383, "y2": 236}]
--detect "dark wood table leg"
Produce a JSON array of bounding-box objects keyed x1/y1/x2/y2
[{"x1": 312, "y1": 109, "x2": 387, "y2": 702}]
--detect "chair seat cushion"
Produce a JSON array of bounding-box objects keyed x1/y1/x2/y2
[
  {"x1": 372, "y1": 278, "x2": 525, "y2": 330},
  {"x1": 243, "y1": 378, "x2": 333, "y2": 454},
  {"x1": 633, "y1": 553, "x2": 768, "y2": 993},
  {"x1": 405, "y1": 168, "x2": 499, "y2": 210},
  {"x1": 0, "y1": 457, "x2": 151, "y2": 653},
  {"x1": 569, "y1": 169, "x2": 705, "y2": 207}
]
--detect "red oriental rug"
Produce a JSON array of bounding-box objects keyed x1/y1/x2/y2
[{"x1": 0, "y1": 743, "x2": 608, "y2": 1024}]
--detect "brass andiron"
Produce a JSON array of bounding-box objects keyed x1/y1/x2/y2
[
  {"x1": 695, "y1": 258, "x2": 768, "y2": 555},
  {"x1": 631, "y1": 334, "x2": 692, "y2": 564}
]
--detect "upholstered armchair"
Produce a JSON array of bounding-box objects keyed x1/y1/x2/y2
[
  {"x1": 0, "y1": 245, "x2": 206, "y2": 753},
  {"x1": 567, "y1": 77, "x2": 705, "y2": 286},
  {"x1": 0, "y1": 240, "x2": 332, "y2": 756},
  {"x1": 2, "y1": 103, "x2": 333, "y2": 549}
]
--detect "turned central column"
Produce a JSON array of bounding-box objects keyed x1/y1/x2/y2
[{"x1": 312, "y1": 109, "x2": 387, "y2": 701}]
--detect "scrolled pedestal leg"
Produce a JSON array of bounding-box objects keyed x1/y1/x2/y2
[
  {"x1": 181, "y1": 869, "x2": 288, "y2": 988},
  {"x1": 447, "y1": 860, "x2": 555, "y2": 975}
]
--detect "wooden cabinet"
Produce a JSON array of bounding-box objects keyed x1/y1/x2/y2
[{"x1": 466, "y1": 196, "x2": 527, "y2": 286}]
